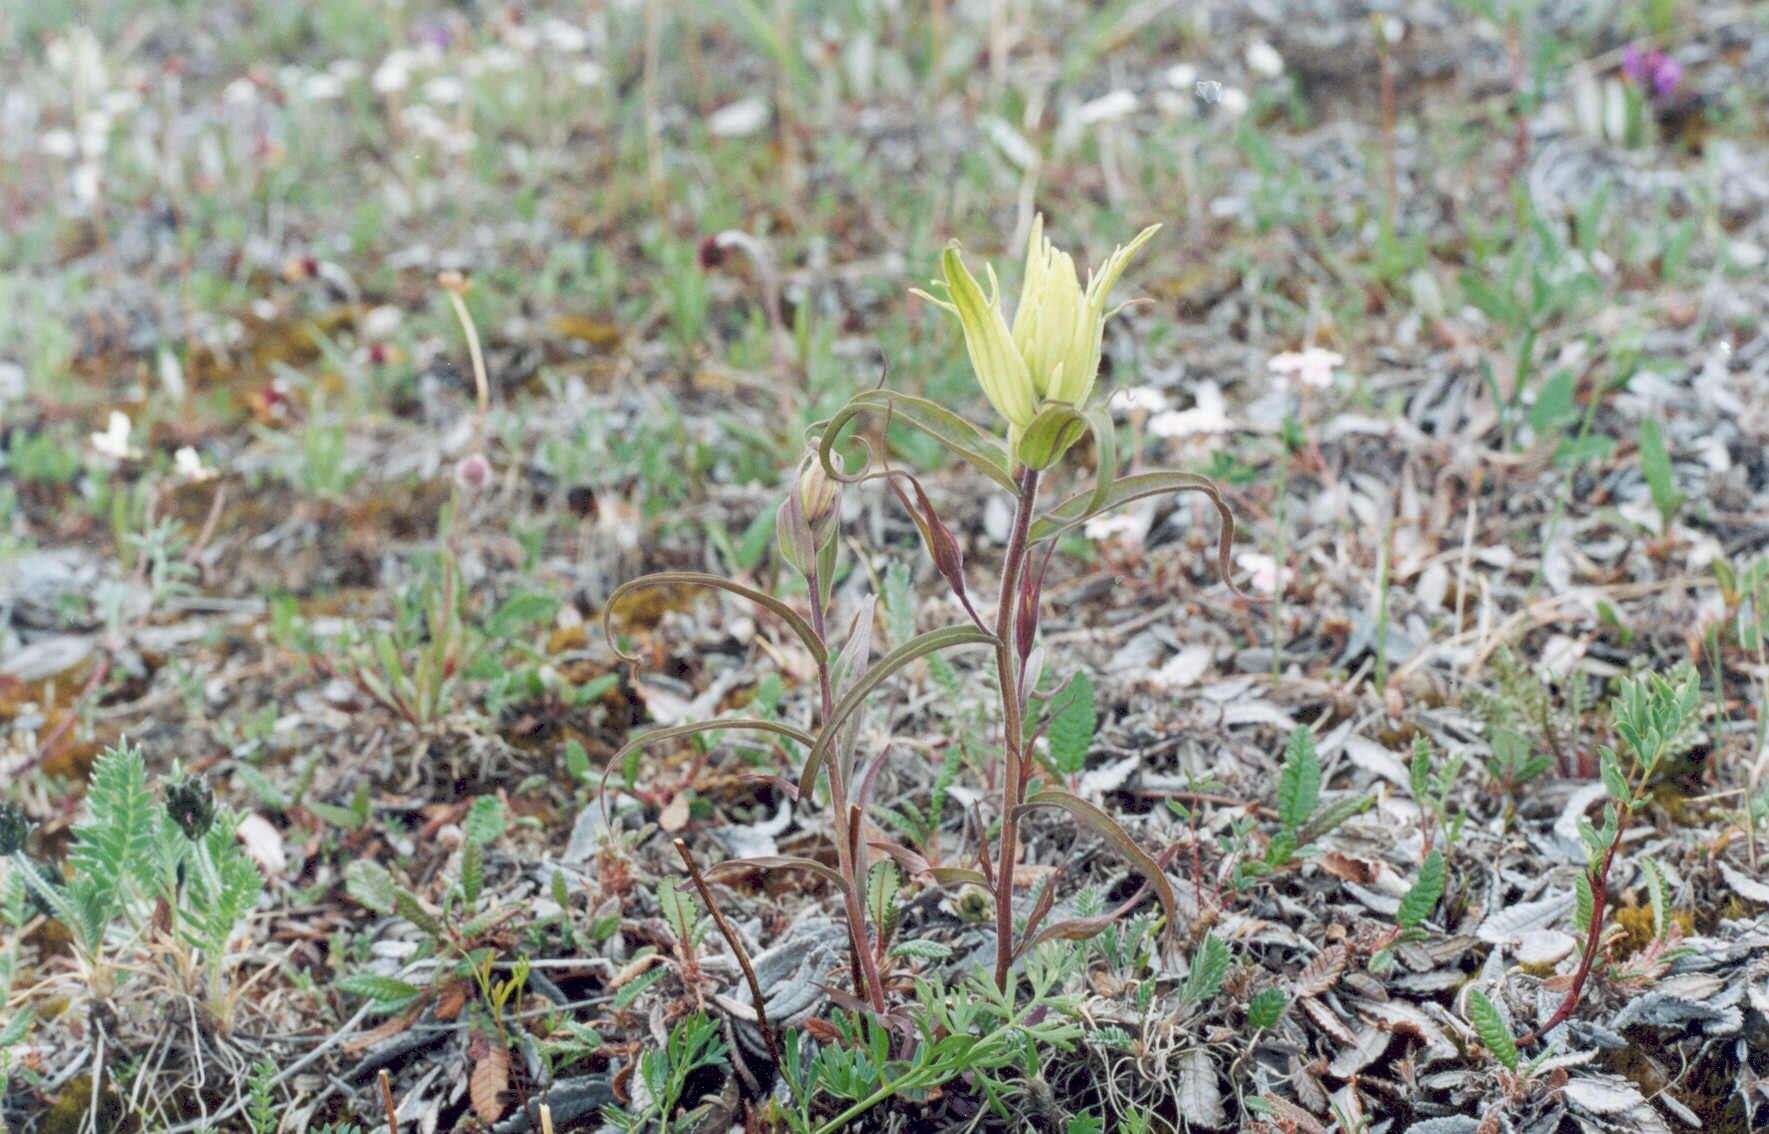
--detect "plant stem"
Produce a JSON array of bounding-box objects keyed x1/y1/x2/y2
[
  {"x1": 809, "y1": 581, "x2": 886, "y2": 1015},
  {"x1": 1518, "y1": 806, "x2": 1629, "y2": 1047},
  {"x1": 992, "y1": 466, "x2": 1040, "y2": 993},
  {"x1": 673, "y1": 838, "x2": 779, "y2": 1066}
]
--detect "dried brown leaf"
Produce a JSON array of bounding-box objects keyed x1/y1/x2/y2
[{"x1": 471, "y1": 1042, "x2": 510, "y2": 1124}]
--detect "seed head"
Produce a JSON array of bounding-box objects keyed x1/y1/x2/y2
[
  {"x1": 166, "y1": 775, "x2": 216, "y2": 841},
  {"x1": 0, "y1": 802, "x2": 32, "y2": 855}
]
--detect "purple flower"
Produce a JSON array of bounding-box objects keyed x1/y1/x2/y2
[
  {"x1": 1621, "y1": 43, "x2": 1681, "y2": 101},
  {"x1": 1649, "y1": 54, "x2": 1682, "y2": 99},
  {"x1": 1622, "y1": 43, "x2": 1647, "y2": 86}
]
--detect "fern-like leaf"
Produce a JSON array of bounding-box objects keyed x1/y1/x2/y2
[
  {"x1": 66, "y1": 742, "x2": 157, "y2": 950},
  {"x1": 1396, "y1": 849, "x2": 1445, "y2": 930}
]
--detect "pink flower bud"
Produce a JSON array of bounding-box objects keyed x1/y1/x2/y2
[{"x1": 455, "y1": 452, "x2": 492, "y2": 491}]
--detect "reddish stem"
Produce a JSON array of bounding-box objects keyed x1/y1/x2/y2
[
  {"x1": 1518, "y1": 810, "x2": 1628, "y2": 1047},
  {"x1": 992, "y1": 466, "x2": 1040, "y2": 992}
]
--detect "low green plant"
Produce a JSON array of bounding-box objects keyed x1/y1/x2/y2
[
  {"x1": 1, "y1": 745, "x2": 263, "y2": 1021},
  {"x1": 273, "y1": 540, "x2": 558, "y2": 733},
  {"x1": 602, "y1": 1012, "x2": 727, "y2": 1134},
  {"x1": 340, "y1": 795, "x2": 525, "y2": 1020},
  {"x1": 604, "y1": 218, "x2": 1242, "y2": 1013},
  {"x1": 1516, "y1": 663, "x2": 1701, "y2": 1047},
  {"x1": 1235, "y1": 727, "x2": 1370, "y2": 888},
  {"x1": 774, "y1": 945, "x2": 1086, "y2": 1134}
]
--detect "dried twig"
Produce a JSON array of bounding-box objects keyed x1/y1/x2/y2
[{"x1": 672, "y1": 838, "x2": 780, "y2": 1067}]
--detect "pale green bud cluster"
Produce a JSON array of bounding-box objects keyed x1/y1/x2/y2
[{"x1": 914, "y1": 216, "x2": 1159, "y2": 468}]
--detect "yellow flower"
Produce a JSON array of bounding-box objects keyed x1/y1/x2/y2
[{"x1": 915, "y1": 217, "x2": 1160, "y2": 448}]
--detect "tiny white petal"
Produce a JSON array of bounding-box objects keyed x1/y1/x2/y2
[
  {"x1": 1246, "y1": 40, "x2": 1285, "y2": 79},
  {"x1": 708, "y1": 97, "x2": 769, "y2": 138}
]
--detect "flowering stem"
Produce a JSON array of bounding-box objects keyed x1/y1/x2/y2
[
  {"x1": 808, "y1": 579, "x2": 886, "y2": 1015},
  {"x1": 993, "y1": 465, "x2": 1040, "y2": 993}
]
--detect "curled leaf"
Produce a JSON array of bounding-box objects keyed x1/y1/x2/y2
[
  {"x1": 1031, "y1": 471, "x2": 1246, "y2": 598},
  {"x1": 603, "y1": 572, "x2": 825, "y2": 665},
  {"x1": 1013, "y1": 787, "x2": 1179, "y2": 937},
  {"x1": 797, "y1": 625, "x2": 999, "y2": 801},
  {"x1": 598, "y1": 718, "x2": 815, "y2": 817},
  {"x1": 815, "y1": 389, "x2": 1016, "y2": 493},
  {"x1": 704, "y1": 854, "x2": 846, "y2": 890}
]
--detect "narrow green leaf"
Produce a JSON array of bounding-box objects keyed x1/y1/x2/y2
[
  {"x1": 1600, "y1": 750, "x2": 1630, "y2": 804},
  {"x1": 1045, "y1": 672, "x2": 1096, "y2": 777},
  {"x1": 394, "y1": 891, "x2": 444, "y2": 937},
  {"x1": 1409, "y1": 734, "x2": 1431, "y2": 803},
  {"x1": 815, "y1": 388, "x2": 1016, "y2": 493},
  {"x1": 602, "y1": 572, "x2": 826, "y2": 665},
  {"x1": 463, "y1": 796, "x2": 507, "y2": 848},
  {"x1": 1638, "y1": 418, "x2": 1683, "y2": 530},
  {"x1": 1396, "y1": 849, "x2": 1445, "y2": 930},
  {"x1": 1466, "y1": 989, "x2": 1518, "y2": 1070},
  {"x1": 1573, "y1": 872, "x2": 1594, "y2": 933},
  {"x1": 338, "y1": 972, "x2": 425, "y2": 1007},
  {"x1": 1183, "y1": 933, "x2": 1230, "y2": 1005},
  {"x1": 797, "y1": 625, "x2": 998, "y2": 800},
  {"x1": 486, "y1": 591, "x2": 559, "y2": 639},
  {"x1": 1014, "y1": 788, "x2": 1178, "y2": 936}
]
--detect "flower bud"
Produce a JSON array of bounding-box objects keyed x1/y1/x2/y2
[
  {"x1": 165, "y1": 775, "x2": 216, "y2": 841},
  {"x1": 798, "y1": 449, "x2": 843, "y2": 547},
  {"x1": 0, "y1": 802, "x2": 31, "y2": 855},
  {"x1": 779, "y1": 449, "x2": 843, "y2": 577},
  {"x1": 454, "y1": 452, "x2": 492, "y2": 491}
]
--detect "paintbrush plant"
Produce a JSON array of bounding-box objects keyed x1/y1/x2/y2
[{"x1": 605, "y1": 217, "x2": 1239, "y2": 1015}]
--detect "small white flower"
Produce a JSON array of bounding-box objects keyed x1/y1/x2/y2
[
  {"x1": 1164, "y1": 63, "x2": 1198, "y2": 89},
  {"x1": 362, "y1": 305, "x2": 404, "y2": 340},
  {"x1": 102, "y1": 89, "x2": 140, "y2": 116},
  {"x1": 373, "y1": 50, "x2": 416, "y2": 94},
  {"x1": 1073, "y1": 89, "x2": 1139, "y2": 127},
  {"x1": 0, "y1": 362, "x2": 26, "y2": 402},
  {"x1": 541, "y1": 18, "x2": 589, "y2": 52},
  {"x1": 1217, "y1": 87, "x2": 1249, "y2": 116},
  {"x1": 571, "y1": 60, "x2": 605, "y2": 86},
  {"x1": 329, "y1": 59, "x2": 365, "y2": 82},
  {"x1": 1236, "y1": 551, "x2": 1291, "y2": 595},
  {"x1": 1246, "y1": 40, "x2": 1285, "y2": 79},
  {"x1": 708, "y1": 97, "x2": 769, "y2": 138},
  {"x1": 224, "y1": 78, "x2": 259, "y2": 106},
  {"x1": 72, "y1": 162, "x2": 101, "y2": 204},
  {"x1": 422, "y1": 76, "x2": 465, "y2": 105},
  {"x1": 39, "y1": 129, "x2": 76, "y2": 158},
  {"x1": 91, "y1": 410, "x2": 135, "y2": 461},
  {"x1": 1147, "y1": 382, "x2": 1231, "y2": 437},
  {"x1": 301, "y1": 72, "x2": 346, "y2": 101},
  {"x1": 1116, "y1": 385, "x2": 1168, "y2": 414},
  {"x1": 174, "y1": 446, "x2": 216, "y2": 482},
  {"x1": 477, "y1": 46, "x2": 521, "y2": 73},
  {"x1": 1268, "y1": 347, "x2": 1343, "y2": 389}
]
